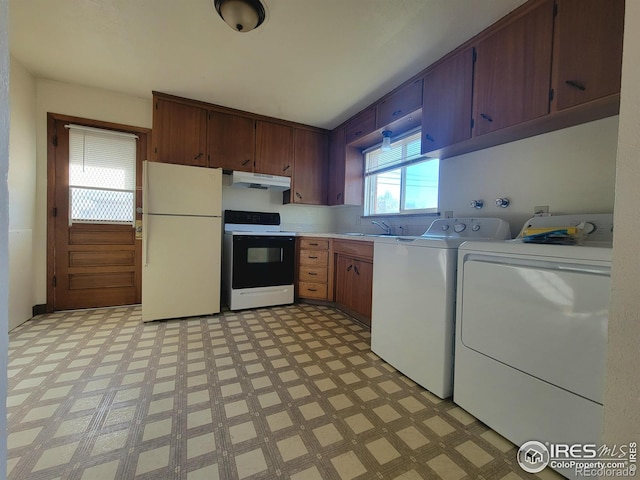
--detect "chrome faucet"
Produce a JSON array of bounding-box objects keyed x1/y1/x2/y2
[{"x1": 372, "y1": 220, "x2": 392, "y2": 235}]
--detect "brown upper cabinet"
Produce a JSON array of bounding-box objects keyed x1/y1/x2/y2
[
  {"x1": 376, "y1": 78, "x2": 423, "y2": 129},
  {"x1": 286, "y1": 129, "x2": 328, "y2": 205},
  {"x1": 328, "y1": 127, "x2": 347, "y2": 206},
  {"x1": 255, "y1": 121, "x2": 294, "y2": 177},
  {"x1": 207, "y1": 111, "x2": 255, "y2": 171},
  {"x1": 551, "y1": 0, "x2": 625, "y2": 112},
  {"x1": 345, "y1": 108, "x2": 376, "y2": 145},
  {"x1": 422, "y1": 48, "x2": 474, "y2": 154},
  {"x1": 153, "y1": 98, "x2": 208, "y2": 167},
  {"x1": 473, "y1": 0, "x2": 555, "y2": 136}
]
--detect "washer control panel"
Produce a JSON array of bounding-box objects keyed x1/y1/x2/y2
[{"x1": 423, "y1": 218, "x2": 512, "y2": 240}]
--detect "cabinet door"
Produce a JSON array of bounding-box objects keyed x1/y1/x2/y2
[
  {"x1": 290, "y1": 129, "x2": 328, "y2": 205},
  {"x1": 328, "y1": 127, "x2": 346, "y2": 205},
  {"x1": 335, "y1": 255, "x2": 354, "y2": 310},
  {"x1": 345, "y1": 108, "x2": 376, "y2": 145},
  {"x1": 551, "y1": 0, "x2": 624, "y2": 111},
  {"x1": 473, "y1": 0, "x2": 554, "y2": 136},
  {"x1": 422, "y1": 48, "x2": 474, "y2": 153},
  {"x1": 207, "y1": 111, "x2": 255, "y2": 171},
  {"x1": 376, "y1": 78, "x2": 423, "y2": 129},
  {"x1": 352, "y1": 259, "x2": 373, "y2": 323},
  {"x1": 153, "y1": 98, "x2": 207, "y2": 167},
  {"x1": 255, "y1": 121, "x2": 294, "y2": 176}
]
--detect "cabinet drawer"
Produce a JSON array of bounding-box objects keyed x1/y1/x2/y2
[
  {"x1": 332, "y1": 240, "x2": 373, "y2": 261},
  {"x1": 300, "y1": 238, "x2": 329, "y2": 250},
  {"x1": 376, "y1": 78, "x2": 423, "y2": 128},
  {"x1": 299, "y1": 266, "x2": 328, "y2": 283},
  {"x1": 299, "y1": 250, "x2": 329, "y2": 266},
  {"x1": 298, "y1": 282, "x2": 328, "y2": 300},
  {"x1": 345, "y1": 108, "x2": 376, "y2": 145}
]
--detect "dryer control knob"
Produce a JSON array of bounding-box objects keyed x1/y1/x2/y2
[
  {"x1": 454, "y1": 223, "x2": 466, "y2": 233},
  {"x1": 472, "y1": 224, "x2": 481, "y2": 231},
  {"x1": 442, "y1": 224, "x2": 450, "y2": 231}
]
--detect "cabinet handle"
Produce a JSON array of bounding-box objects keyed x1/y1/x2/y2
[
  {"x1": 309, "y1": 255, "x2": 318, "y2": 259},
  {"x1": 392, "y1": 109, "x2": 402, "y2": 117},
  {"x1": 296, "y1": 192, "x2": 303, "y2": 200},
  {"x1": 309, "y1": 243, "x2": 319, "y2": 246},
  {"x1": 354, "y1": 265, "x2": 360, "y2": 275},
  {"x1": 308, "y1": 288, "x2": 317, "y2": 292},
  {"x1": 480, "y1": 113, "x2": 493, "y2": 123},
  {"x1": 242, "y1": 159, "x2": 251, "y2": 166},
  {"x1": 355, "y1": 130, "x2": 362, "y2": 136},
  {"x1": 565, "y1": 80, "x2": 586, "y2": 91},
  {"x1": 347, "y1": 264, "x2": 353, "y2": 272},
  {"x1": 283, "y1": 165, "x2": 290, "y2": 172},
  {"x1": 425, "y1": 133, "x2": 435, "y2": 142},
  {"x1": 194, "y1": 152, "x2": 203, "y2": 160},
  {"x1": 308, "y1": 272, "x2": 318, "y2": 276},
  {"x1": 337, "y1": 192, "x2": 342, "y2": 200}
]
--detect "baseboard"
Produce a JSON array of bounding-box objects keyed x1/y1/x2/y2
[{"x1": 32, "y1": 304, "x2": 48, "y2": 316}]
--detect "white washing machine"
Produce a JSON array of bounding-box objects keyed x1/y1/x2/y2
[
  {"x1": 371, "y1": 217, "x2": 511, "y2": 399},
  {"x1": 454, "y1": 214, "x2": 613, "y2": 480}
]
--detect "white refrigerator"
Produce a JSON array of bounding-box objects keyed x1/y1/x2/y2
[{"x1": 142, "y1": 161, "x2": 222, "y2": 322}]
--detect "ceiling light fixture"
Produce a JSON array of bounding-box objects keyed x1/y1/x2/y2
[
  {"x1": 214, "y1": 0, "x2": 266, "y2": 33},
  {"x1": 381, "y1": 130, "x2": 393, "y2": 151}
]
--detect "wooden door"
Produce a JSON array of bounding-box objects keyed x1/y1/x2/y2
[
  {"x1": 422, "y1": 48, "x2": 474, "y2": 153},
  {"x1": 551, "y1": 0, "x2": 625, "y2": 111},
  {"x1": 47, "y1": 114, "x2": 149, "y2": 311},
  {"x1": 290, "y1": 129, "x2": 328, "y2": 205},
  {"x1": 208, "y1": 111, "x2": 255, "y2": 171},
  {"x1": 473, "y1": 0, "x2": 554, "y2": 136},
  {"x1": 153, "y1": 97, "x2": 207, "y2": 167},
  {"x1": 255, "y1": 121, "x2": 294, "y2": 176}
]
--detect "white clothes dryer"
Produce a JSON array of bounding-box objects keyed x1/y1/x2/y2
[{"x1": 454, "y1": 214, "x2": 613, "y2": 480}]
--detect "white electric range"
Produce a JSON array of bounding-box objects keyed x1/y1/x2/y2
[{"x1": 222, "y1": 210, "x2": 296, "y2": 311}]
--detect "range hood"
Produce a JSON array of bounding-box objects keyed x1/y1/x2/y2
[{"x1": 231, "y1": 171, "x2": 291, "y2": 191}]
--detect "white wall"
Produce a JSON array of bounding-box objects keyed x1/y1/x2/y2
[
  {"x1": 333, "y1": 116, "x2": 619, "y2": 237},
  {"x1": 0, "y1": 0, "x2": 11, "y2": 473},
  {"x1": 603, "y1": 0, "x2": 640, "y2": 461},
  {"x1": 221, "y1": 174, "x2": 334, "y2": 233},
  {"x1": 439, "y1": 116, "x2": 618, "y2": 234},
  {"x1": 8, "y1": 57, "x2": 36, "y2": 329},
  {"x1": 33, "y1": 80, "x2": 153, "y2": 305}
]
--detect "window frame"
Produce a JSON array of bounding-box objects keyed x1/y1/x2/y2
[{"x1": 363, "y1": 130, "x2": 439, "y2": 217}]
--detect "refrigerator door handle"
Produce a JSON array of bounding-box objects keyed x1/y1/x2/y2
[{"x1": 143, "y1": 161, "x2": 149, "y2": 266}]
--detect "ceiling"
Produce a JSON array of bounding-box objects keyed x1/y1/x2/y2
[{"x1": 9, "y1": 0, "x2": 526, "y2": 130}]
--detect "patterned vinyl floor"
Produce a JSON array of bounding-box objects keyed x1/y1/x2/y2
[{"x1": 6, "y1": 304, "x2": 562, "y2": 480}]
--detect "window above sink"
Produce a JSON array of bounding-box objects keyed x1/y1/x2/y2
[{"x1": 364, "y1": 130, "x2": 439, "y2": 216}]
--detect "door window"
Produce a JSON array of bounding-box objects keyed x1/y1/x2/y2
[{"x1": 68, "y1": 124, "x2": 137, "y2": 225}]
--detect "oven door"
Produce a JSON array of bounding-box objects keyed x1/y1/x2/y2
[{"x1": 232, "y1": 235, "x2": 295, "y2": 289}]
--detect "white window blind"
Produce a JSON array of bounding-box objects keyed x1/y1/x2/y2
[
  {"x1": 364, "y1": 130, "x2": 439, "y2": 216},
  {"x1": 67, "y1": 124, "x2": 137, "y2": 225},
  {"x1": 365, "y1": 131, "x2": 424, "y2": 175}
]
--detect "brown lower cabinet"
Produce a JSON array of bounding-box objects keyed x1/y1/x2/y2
[
  {"x1": 296, "y1": 237, "x2": 374, "y2": 326},
  {"x1": 332, "y1": 239, "x2": 374, "y2": 326},
  {"x1": 297, "y1": 238, "x2": 331, "y2": 300},
  {"x1": 334, "y1": 255, "x2": 373, "y2": 324}
]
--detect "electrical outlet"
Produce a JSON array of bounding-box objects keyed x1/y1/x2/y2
[
  {"x1": 445, "y1": 211, "x2": 453, "y2": 218},
  {"x1": 534, "y1": 205, "x2": 549, "y2": 214}
]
